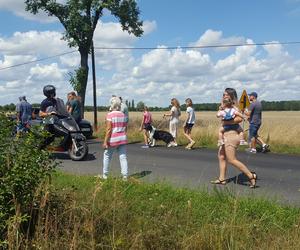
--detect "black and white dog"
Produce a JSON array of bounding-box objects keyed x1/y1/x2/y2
[{"x1": 144, "y1": 124, "x2": 176, "y2": 147}]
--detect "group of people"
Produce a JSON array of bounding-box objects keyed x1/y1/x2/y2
[
  {"x1": 15, "y1": 85, "x2": 268, "y2": 188},
  {"x1": 102, "y1": 88, "x2": 269, "y2": 188},
  {"x1": 139, "y1": 98, "x2": 196, "y2": 149},
  {"x1": 15, "y1": 87, "x2": 82, "y2": 133}
]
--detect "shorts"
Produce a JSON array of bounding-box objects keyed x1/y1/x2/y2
[
  {"x1": 184, "y1": 123, "x2": 194, "y2": 133},
  {"x1": 223, "y1": 130, "x2": 240, "y2": 148},
  {"x1": 223, "y1": 124, "x2": 240, "y2": 132},
  {"x1": 249, "y1": 123, "x2": 261, "y2": 140},
  {"x1": 143, "y1": 123, "x2": 151, "y2": 129}
]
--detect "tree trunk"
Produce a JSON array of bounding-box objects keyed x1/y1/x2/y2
[{"x1": 78, "y1": 47, "x2": 89, "y2": 118}]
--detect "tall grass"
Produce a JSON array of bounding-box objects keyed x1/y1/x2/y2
[
  {"x1": 11, "y1": 171, "x2": 300, "y2": 249},
  {"x1": 88, "y1": 111, "x2": 300, "y2": 153}
]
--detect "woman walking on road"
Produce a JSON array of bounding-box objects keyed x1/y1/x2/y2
[
  {"x1": 211, "y1": 88, "x2": 257, "y2": 188},
  {"x1": 183, "y1": 98, "x2": 196, "y2": 149},
  {"x1": 163, "y1": 98, "x2": 181, "y2": 146},
  {"x1": 102, "y1": 97, "x2": 128, "y2": 180}
]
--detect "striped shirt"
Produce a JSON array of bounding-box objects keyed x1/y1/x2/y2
[{"x1": 106, "y1": 111, "x2": 128, "y2": 147}]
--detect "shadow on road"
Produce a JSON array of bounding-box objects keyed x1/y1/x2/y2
[
  {"x1": 51, "y1": 152, "x2": 97, "y2": 161},
  {"x1": 130, "y1": 170, "x2": 152, "y2": 179},
  {"x1": 226, "y1": 172, "x2": 259, "y2": 188}
]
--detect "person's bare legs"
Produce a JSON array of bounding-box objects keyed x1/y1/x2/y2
[
  {"x1": 143, "y1": 129, "x2": 149, "y2": 145},
  {"x1": 218, "y1": 146, "x2": 227, "y2": 181},
  {"x1": 225, "y1": 145, "x2": 256, "y2": 185},
  {"x1": 183, "y1": 127, "x2": 193, "y2": 143}
]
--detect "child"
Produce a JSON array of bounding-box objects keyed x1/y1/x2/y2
[
  {"x1": 183, "y1": 98, "x2": 196, "y2": 149},
  {"x1": 139, "y1": 106, "x2": 152, "y2": 148},
  {"x1": 217, "y1": 97, "x2": 247, "y2": 146}
]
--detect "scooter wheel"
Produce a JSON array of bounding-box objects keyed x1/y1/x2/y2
[{"x1": 68, "y1": 140, "x2": 88, "y2": 161}]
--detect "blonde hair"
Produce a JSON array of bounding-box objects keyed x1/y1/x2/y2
[
  {"x1": 171, "y1": 98, "x2": 180, "y2": 109},
  {"x1": 185, "y1": 98, "x2": 193, "y2": 107},
  {"x1": 109, "y1": 96, "x2": 121, "y2": 111}
]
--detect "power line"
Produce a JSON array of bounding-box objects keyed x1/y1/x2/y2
[
  {"x1": 1, "y1": 41, "x2": 300, "y2": 71},
  {"x1": 0, "y1": 50, "x2": 77, "y2": 71},
  {"x1": 94, "y1": 41, "x2": 300, "y2": 50}
]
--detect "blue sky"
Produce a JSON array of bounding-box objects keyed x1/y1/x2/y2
[{"x1": 1, "y1": 0, "x2": 300, "y2": 106}]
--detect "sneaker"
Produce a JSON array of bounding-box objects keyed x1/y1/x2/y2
[
  {"x1": 217, "y1": 140, "x2": 225, "y2": 147},
  {"x1": 95, "y1": 174, "x2": 108, "y2": 180},
  {"x1": 246, "y1": 148, "x2": 256, "y2": 154},
  {"x1": 141, "y1": 144, "x2": 149, "y2": 148},
  {"x1": 189, "y1": 140, "x2": 195, "y2": 148},
  {"x1": 262, "y1": 144, "x2": 270, "y2": 153},
  {"x1": 239, "y1": 140, "x2": 248, "y2": 146},
  {"x1": 173, "y1": 143, "x2": 178, "y2": 147}
]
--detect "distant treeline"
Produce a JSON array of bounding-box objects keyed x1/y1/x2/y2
[{"x1": 1, "y1": 100, "x2": 300, "y2": 112}]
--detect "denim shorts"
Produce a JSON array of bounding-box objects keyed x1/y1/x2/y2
[{"x1": 249, "y1": 123, "x2": 261, "y2": 139}]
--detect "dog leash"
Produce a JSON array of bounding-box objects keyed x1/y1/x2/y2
[{"x1": 155, "y1": 116, "x2": 167, "y2": 129}]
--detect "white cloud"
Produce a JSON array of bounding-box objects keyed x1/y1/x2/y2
[
  {"x1": 29, "y1": 63, "x2": 67, "y2": 81},
  {"x1": 0, "y1": 0, "x2": 56, "y2": 22},
  {"x1": 0, "y1": 30, "x2": 70, "y2": 56},
  {"x1": 191, "y1": 29, "x2": 246, "y2": 51},
  {"x1": 1, "y1": 25, "x2": 300, "y2": 106}
]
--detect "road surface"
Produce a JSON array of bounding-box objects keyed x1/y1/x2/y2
[{"x1": 56, "y1": 139, "x2": 300, "y2": 206}]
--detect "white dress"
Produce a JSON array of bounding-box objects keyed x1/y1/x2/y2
[{"x1": 169, "y1": 106, "x2": 180, "y2": 138}]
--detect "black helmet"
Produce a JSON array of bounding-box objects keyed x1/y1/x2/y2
[{"x1": 43, "y1": 85, "x2": 56, "y2": 98}]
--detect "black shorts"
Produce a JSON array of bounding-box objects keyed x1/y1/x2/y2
[
  {"x1": 143, "y1": 123, "x2": 152, "y2": 129},
  {"x1": 184, "y1": 123, "x2": 194, "y2": 130}
]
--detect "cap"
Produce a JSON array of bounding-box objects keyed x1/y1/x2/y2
[{"x1": 248, "y1": 92, "x2": 258, "y2": 98}]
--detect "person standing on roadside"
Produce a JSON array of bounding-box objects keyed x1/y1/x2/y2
[
  {"x1": 68, "y1": 91, "x2": 82, "y2": 123},
  {"x1": 245, "y1": 92, "x2": 269, "y2": 153},
  {"x1": 102, "y1": 96, "x2": 128, "y2": 180},
  {"x1": 163, "y1": 98, "x2": 181, "y2": 146},
  {"x1": 183, "y1": 98, "x2": 195, "y2": 149},
  {"x1": 16, "y1": 96, "x2": 32, "y2": 133}
]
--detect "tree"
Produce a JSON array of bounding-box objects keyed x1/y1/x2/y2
[
  {"x1": 136, "y1": 101, "x2": 145, "y2": 111},
  {"x1": 25, "y1": 0, "x2": 143, "y2": 112}
]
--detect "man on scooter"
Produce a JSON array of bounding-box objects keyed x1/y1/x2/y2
[{"x1": 40, "y1": 85, "x2": 68, "y2": 148}]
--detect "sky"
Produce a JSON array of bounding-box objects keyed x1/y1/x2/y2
[{"x1": 1, "y1": 0, "x2": 300, "y2": 107}]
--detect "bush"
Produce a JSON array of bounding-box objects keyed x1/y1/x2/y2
[{"x1": 0, "y1": 113, "x2": 56, "y2": 246}]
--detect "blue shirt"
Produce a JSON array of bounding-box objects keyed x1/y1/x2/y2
[{"x1": 16, "y1": 100, "x2": 32, "y2": 124}]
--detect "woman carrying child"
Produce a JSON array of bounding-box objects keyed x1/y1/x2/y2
[
  {"x1": 211, "y1": 88, "x2": 257, "y2": 188},
  {"x1": 217, "y1": 97, "x2": 246, "y2": 146}
]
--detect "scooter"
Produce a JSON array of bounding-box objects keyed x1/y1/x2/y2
[{"x1": 43, "y1": 113, "x2": 88, "y2": 161}]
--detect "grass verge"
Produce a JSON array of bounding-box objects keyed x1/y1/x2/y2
[{"x1": 22, "y1": 171, "x2": 300, "y2": 249}]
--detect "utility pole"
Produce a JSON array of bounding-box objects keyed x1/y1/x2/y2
[{"x1": 91, "y1": 40, "x2": 98, "y2": 130}]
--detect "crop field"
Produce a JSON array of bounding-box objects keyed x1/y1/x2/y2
[{"x1": 85, "y1": 111, "x2": 300, "y2": 152}]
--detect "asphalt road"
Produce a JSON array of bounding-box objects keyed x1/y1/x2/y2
[{"x1": 56, "y1": 139, "x2": 300, "y2": 206}]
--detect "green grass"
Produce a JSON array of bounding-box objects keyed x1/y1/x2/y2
[{"x1": 24, "y1": 171, "x2": 300, "y2": 249}]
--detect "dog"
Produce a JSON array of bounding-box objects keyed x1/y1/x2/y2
[{"x1": 144, "y1": 124, "x2": 176, "y2": 147}]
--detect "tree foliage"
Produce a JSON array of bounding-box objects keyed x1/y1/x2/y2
[
  {"x1": 0, "y1": 113, "x2": 56, "y2": 243},
  {"x1": 24, "y1": 0, "x2": 143, "y2": 110}
]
